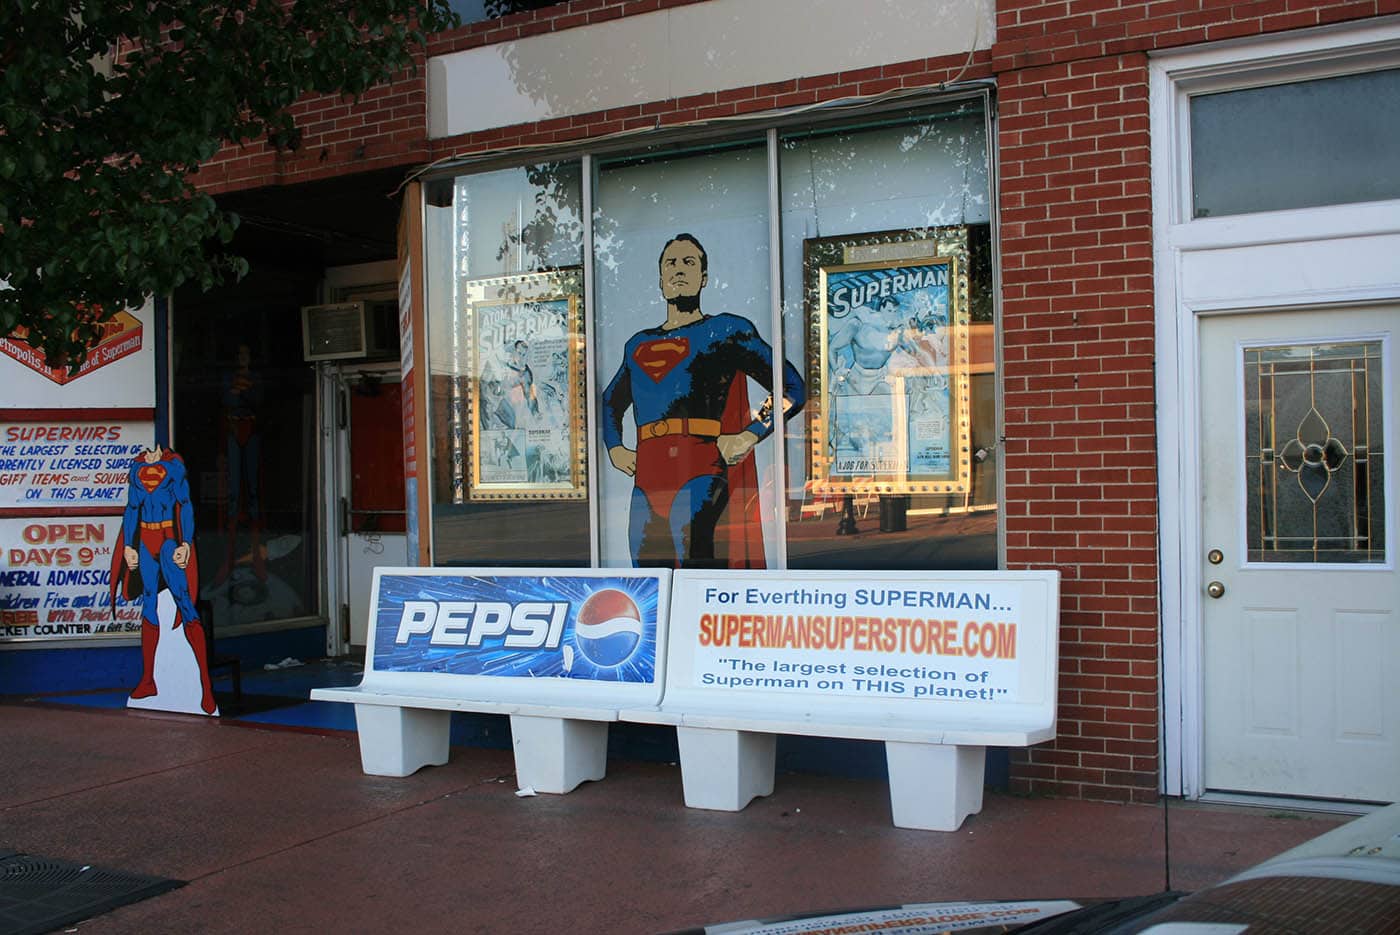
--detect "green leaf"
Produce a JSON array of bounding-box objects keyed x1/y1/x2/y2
[{"x1": 2, "y1": 0, "x2": 447, "y2": 360}]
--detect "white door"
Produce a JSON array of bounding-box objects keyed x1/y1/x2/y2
[
  {"x1": 335, "y1": 369, "x2": 409, "y2": 648},
  {"x1": 1199, "y1": 306, "x2": 1398, "y2": 802}
]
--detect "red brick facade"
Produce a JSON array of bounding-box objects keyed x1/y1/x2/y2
[
  {"x1": 992, "y1": 0, "x2": 1395, "y2": 800},
  {"x1": 996, "y1": 48, "x2": 1158, "y2": 801},
  {"x1": 195, "y1": 0, "x2": 1398, "y2": 801}
]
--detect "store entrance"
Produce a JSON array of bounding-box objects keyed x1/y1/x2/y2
[
  {"x1": 326, "y1": 363, "x2": 408, "y2": 652},
  {"x1": 1198, "y1": 306, "x2": 1397, "y2": 803}
]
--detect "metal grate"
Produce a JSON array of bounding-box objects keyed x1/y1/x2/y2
[{"x1": 0, "y1": 850, "x2": 183, "y2": 935}]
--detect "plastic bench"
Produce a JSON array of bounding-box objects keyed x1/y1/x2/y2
[
  {"x1": 312, "y1": 567, "x2": 670, "y2": 794},
  {"x1": 622, "y1": 569, "x2": 1059, "y2": 831}
]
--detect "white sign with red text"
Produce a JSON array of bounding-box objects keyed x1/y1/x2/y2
[
  {"x1": 0, "y1": 516, "x2": 138, "y2": 640},
  {"x1": 669, "y1": 569, "x2": 1059, "y2": 716},
  {"x1": 0, "y1": 421, "x2": 153, "y2": 510},
  {"x1": 0, "y1": 299, "x2": 156, "y2": 407}
]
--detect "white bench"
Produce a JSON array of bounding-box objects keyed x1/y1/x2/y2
[
  {"x1": 312, "y1": 567, "x2": 669, "y2": 794},
  {"x1": 622, "y1": 569, "x2": 1059, "y2": 831}
]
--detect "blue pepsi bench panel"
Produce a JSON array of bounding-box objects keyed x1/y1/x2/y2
[{"x1": 312, "y1": 568, "x2": 670, "y2": 793}]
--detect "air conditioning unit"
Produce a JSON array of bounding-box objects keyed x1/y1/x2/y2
[{"x1": 302, "y1": 300, "x2": 400, "y2": 363}]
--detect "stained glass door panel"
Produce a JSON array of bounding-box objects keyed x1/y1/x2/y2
[{"x1": 1243, "y1": 341, "x2": 1385, "y2": 563}]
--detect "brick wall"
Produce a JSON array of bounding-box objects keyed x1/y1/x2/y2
[
  {"x1": 198, "y1": 0, "x2": 1397, "y2": 192},
  {"x1": 198, "y1": 0, "x2": 715, "y2": 195},
  {"x1": 198, "y1": 61, "x2": 431, "y2": 196},
  {"x1": 990, "y1": 0, "x2": 1391, "y2": 802},
  {"x1": 995, "y1": 50, "x2": 1158, "y2": 803},
  {"x1": 996, "y1": 0, "x2": 1399, "y2": 69}
]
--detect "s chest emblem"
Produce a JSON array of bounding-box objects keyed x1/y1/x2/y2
[{"x1": 634, "y1": 338, "x2": 690, "y2": 382}]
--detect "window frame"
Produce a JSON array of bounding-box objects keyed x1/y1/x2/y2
[
  {"x1": 416, "y1": 88, "x2": 1002, "y2": 571},
  {"x1": 1162, "y1": 29, "x2": 1400, "y2": 229}
]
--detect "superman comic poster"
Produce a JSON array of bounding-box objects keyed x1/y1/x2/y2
[
  {"x1": 808, "y1": 248, "x2": 971, "y2": 495},
  {"x1": 467, "y1": 271, "x2": 586, "y2": 501}
]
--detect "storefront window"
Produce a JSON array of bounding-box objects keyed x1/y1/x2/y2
[
  {"x1": 420, "y1": 98, "x2": 997, "y2": 572},
  {"x1": 172, "y1": 289, "x2": 319, "y2": 626},
  {"x1": 593, "y1": 142, "x2": 792, "y2": 569},
  {"x1": 424, "y1": 162, "x2": 589, "y2": 564},
  {"x1": 778, "y1": 106, "x2": 997, "y2": 570},
  {"x1": 446, "y1": 0, "x2": 558, "y2": 27}
]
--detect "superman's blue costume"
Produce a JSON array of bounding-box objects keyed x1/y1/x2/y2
[
  {"x1": 109, "y1": 449, "x2": 216, "y2": 713},
  {"x1": 219, "y1": 364, "x2": 265, "y2": 583},
  {"x1": 602, "y1": 313, "x2": 804, "y2": 567}
]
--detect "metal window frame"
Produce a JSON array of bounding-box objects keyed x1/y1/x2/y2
[{"x1": 416, "y1": 86, "x2": 1001, "y2": 572}]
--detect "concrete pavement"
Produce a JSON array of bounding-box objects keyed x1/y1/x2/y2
[{"x1": 0, "y1": 702, "x2": 1353, "y2": 934}]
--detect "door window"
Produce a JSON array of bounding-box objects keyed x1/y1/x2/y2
[
  {"x1": 1190, "y1": 68, "x2": 1400, "y2": 218},
  {"x1": 1243, "y1": 340, "x2": 1387, "y2": 563}
]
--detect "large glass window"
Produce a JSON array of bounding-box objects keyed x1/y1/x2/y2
[
  {"x1": 424, "y1": 162, "x2": 589, "y2": 565},
  {"x1": 592, "y1": 142, "x2": 788, "y2": 569},
  {"x1": 446, "y1": 0, "x2": 559, "y2": 28},
  {"x1": 173, "y1": 278, "x2": 320, "y2": 626},
  {"x1": 1190, "y1": 68, "x2": 1400, "y2": 219},
  {"x1": 421, "y1": 98, "x2": 997, "y2": 572},
  {"x1": 778, "y1": 105, "x2": 997, "y2": 570}
]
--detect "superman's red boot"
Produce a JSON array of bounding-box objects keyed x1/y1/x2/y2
[
  {"x1": 129, "y1": 621, "x2": 159, "y2": 699},
  {"x1": 182, "y1": 620, "x2": 218, "y2": 715}
]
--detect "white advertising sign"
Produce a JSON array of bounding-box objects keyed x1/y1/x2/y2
[
  {"x1": 0, "y1": 298, "x2": 156, "y2": 407},
  {"x1": 0, "y1": 421, "x2": 153, "y2": 509},
  {"x1": 669, "y1": 569, "x2": 1059, "y2": 713},
  {"x1": 0, "y1": 516, "x2": 138, "y2": 639},
  {"x1": 363, "y1": 567, "x2": 672, "y2": 710}
]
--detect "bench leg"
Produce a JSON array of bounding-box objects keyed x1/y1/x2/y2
[
  {"x1": 353, "y1": 705, "x2": 451, "y2": 777},
  {"x1": 885, "y1": 742, "x2": 985, "y2": 831},
  {"x1": 675, "y1": 727, "x2": 775, "y2": 811},
  {"x1": 509, "y1": 715, "x2": 609, "y2": 794}
]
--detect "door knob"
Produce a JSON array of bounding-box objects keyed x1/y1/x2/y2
[{"x1": 1206, "y1": 581, "x2": 1225, "y2": 599}]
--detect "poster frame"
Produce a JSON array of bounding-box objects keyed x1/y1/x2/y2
[
  {"x1": 466, "y1": 268, "x2": 588, "y2": 502},
  {"x1": 803, "y1": 227, "x2": 973, "y2": 496}
]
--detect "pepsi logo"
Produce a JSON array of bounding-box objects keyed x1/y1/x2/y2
[{"x1": 574, "y1": 588, "x2": 643, "y2": 668}]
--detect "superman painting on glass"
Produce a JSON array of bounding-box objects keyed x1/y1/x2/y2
[{"x1": 601, "y1": 234, "x2": 804, "y2": 568}]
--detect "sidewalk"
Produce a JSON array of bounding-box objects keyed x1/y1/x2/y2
[{"x1": 1, "y1": 701, "x2": 1352, "y2": 935}]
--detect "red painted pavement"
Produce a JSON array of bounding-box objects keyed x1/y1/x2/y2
[{"x1": 0, "y1": 703, "x2": 1352, "y2": 934}]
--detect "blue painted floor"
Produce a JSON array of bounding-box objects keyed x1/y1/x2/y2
[
  {"x1": 29, "y1": 658, "x2": 906, "y2": 777},
  {"x1": 35, "y1": 658, "x2": 365, "y2": 729},
  {"x1": 29, "y1": 657, "x2": 523, "y2": 750}
]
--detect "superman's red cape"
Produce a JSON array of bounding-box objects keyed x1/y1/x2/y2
[{"x1": 718, "y1": 373, "x2": 766, "y2": 569}]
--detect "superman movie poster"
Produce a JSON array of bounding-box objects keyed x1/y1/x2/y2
[
  {"x1": 812, "y1": 254, "x2": 969, "y2": 495},
  {"x1": 467, "y1": 271, "x2": 585, "y2": 501}
]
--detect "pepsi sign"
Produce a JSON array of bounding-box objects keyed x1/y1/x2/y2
[
  {"x1": 394, "y1": 601, "x2": 569, "y2": 649},
  {"x1": 372, "y1": 573, "x2": 660, "y2": 683}
]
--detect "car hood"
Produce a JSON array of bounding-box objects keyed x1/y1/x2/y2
[{"x1": 669, "y1": 899, "x2": 1085, "y2": 935}]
